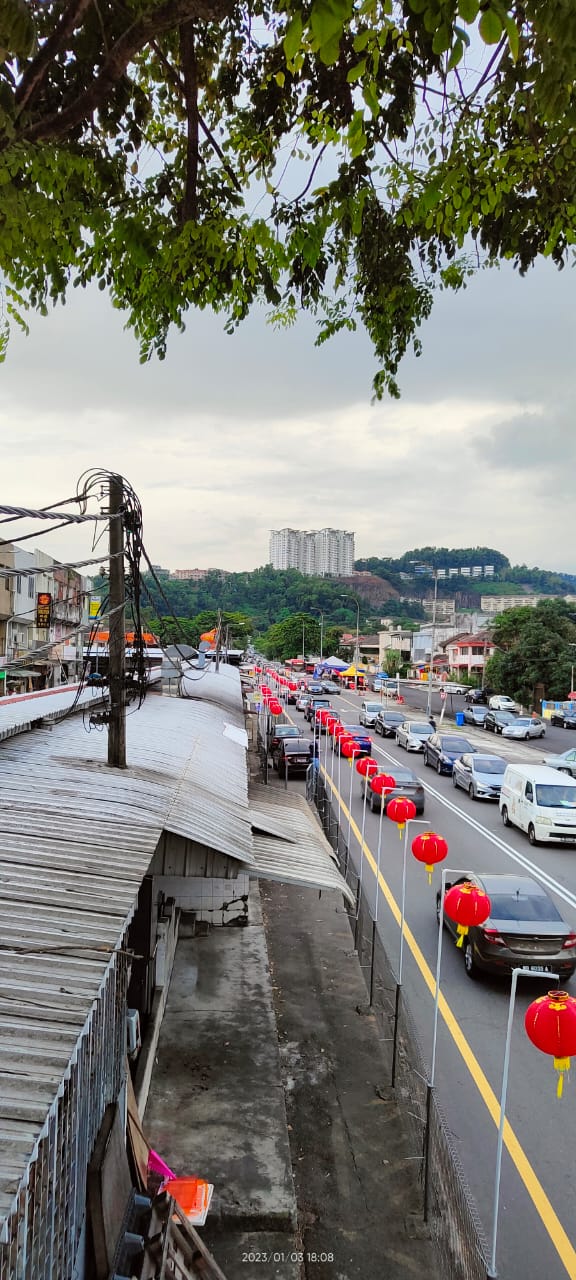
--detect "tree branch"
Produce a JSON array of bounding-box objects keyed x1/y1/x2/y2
[
  {"x1": 18, "y1": 0, "x2": 232, "y2": 145},
  {"x1": 179, "y1": 20, "x2": 199, "y2": 222},
  {"x1": 15, "y1": 0, "x2": 95, "y2": 112},
  {"x1": 150, "y1": 38, "x2": 242, "y2": 192}
]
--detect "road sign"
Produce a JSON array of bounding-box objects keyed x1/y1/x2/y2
[{"x1": 440, "y1": 690, "x2": 447, "y2": 701}]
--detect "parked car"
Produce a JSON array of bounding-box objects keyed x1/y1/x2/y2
[
  {"x1": 501, "y1": 716, "x2": 546, "y2": 740},
  {"x1": 463, "y1": 705, "x2": 488, "y2": 727},
  {"x1": 359, "y1": 700, "x2": 383, "y2": 727},
  {"x1": 374, "y1": 709, "x2": 405, "y2": 737},
  {"x1": 465, "y1": 687, "x2": 494, "y2": 705},
  {"x1": 437, "y1": 872, "x2": 576, "y2": 981},
  {"x1": 361, "y1": 766, "x2": 425, "y2": 814},
  {"x1": 550, "y1": 709, "x2": 576, "y2": 729},
  {"x1": 484, "y1": 710, "x2": 518, "y2": 735},
  {"x1": 336, "y1": 725, "x2": 372, "y2": 755},
  {"x1": 314, "y1": 704, "x2": 335, "y2": 732},
  {"x1": 395, "y1": 720, "x2": 434, "y2": 752},
  {"x1": 440, "y1": 681, "x2": 469, "y2": 695},
  {"x1": 321, "y1": 680, "x2": 341, "y2": 695},
  {"x1": 541, "y1": 747, "x2": 576, "y2": 779},
  {"x1": 500, "y1": 763, "x2": 576, "y2": 844},
  {"x1": 295, "y1": 693, "x2": 310, "y2": 712},
  {"x1": 307, "y1": 682, "x2": 324, "y2": 696},
  {"x1": 452, "y1": 753, "x2": 507, "y2": 799},
  {"x1": 273, "y1": 737, "x2": 317, "y2": 777},
  {"x1": 423, "y1": 733, "x2": 476, "y2": 775},
  {"x1": 286, "y1": 687, "x2": 298, "y2": 704},
  {"x1": 305, "y1": 697, "x2": 331, "y2": 722},
  {"x1": 269, "y1": 723, "x2": 301, "y2": 753},
  {"x1": 489, "y1": 695, "x2": 518, "y2": 711}
]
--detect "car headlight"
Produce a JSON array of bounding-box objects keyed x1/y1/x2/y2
[{"x1": 538, "y1": 817, "x2": 553, "y2": 826}]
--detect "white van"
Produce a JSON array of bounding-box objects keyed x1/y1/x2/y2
[{"x1": 499, "y1": 764, "x2": 576, "y2": 845}]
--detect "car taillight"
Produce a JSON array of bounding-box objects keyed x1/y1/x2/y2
[
  {"x1": 481, "y1": 928, "x2": 506, "y2": 947},
  {"x1": 562, "y1": 933, "x2": 576, "y2": 950}
]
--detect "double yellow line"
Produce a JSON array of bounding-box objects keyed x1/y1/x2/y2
[{"x1": 320, "y1": 759, "x2": 576, "y2": 1279}]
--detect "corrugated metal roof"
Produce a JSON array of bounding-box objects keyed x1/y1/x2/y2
[
  {"x1": 0, "y1": 684, "x2": 104, "y2": 741},
  {"x1": 249, "y1": 784, "x2": 355, "y2": 906}
]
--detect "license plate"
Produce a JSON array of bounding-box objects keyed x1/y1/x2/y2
[{"x1": 528, "y1": 965, "x2": 552, "y2": 973}]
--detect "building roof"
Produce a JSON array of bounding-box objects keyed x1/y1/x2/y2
[
  {"x1": 444, "y1": 633, "x2": 492, "y2": 647},
  {"x1": 249, "y1": 784, "x2": 355, "y2": 906},
  {"x1": 0, "y1": 684, "x2": 105, "y2": 742}
]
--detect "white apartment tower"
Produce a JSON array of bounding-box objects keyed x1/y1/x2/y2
[{"x1": 269, "y1": 528, "x2": 355, "y2": 577}]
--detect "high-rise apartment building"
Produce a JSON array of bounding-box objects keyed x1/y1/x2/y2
[{"x1": 269, "y1": 528, "x2": 355, "y2": 577}]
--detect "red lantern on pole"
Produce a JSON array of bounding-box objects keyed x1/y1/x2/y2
[
  {"x1": 268, "y1": 699, "x2": 283, "y2": 716},
  {"x1": 341, "y1": 739, "x2": 362, "y2": 760},
  {"x1": 319, "y1": 709, "x2": 331, "y2": 726},
  {"x1": 371, "y1": 772, "x2": 396, "y2": 796},
  {"x1": 326, "y1": 716, "x2": 338, "y2": 733},
  {"x1": 444, "y1": 881, "x2": 491, "y2": 948},
  {"x1": 334, "y1": 723, "x2": 346, "y2": 738},
  {"x1": 411, "y1": 832, "x2": 449, "y2": 885},
  {"x1": 387, "y1": 796, "x2": 417, "y2": 835},
  {"x1": 356, "y1": 756, "x2": 379, "y2": 778},
  {"x1": 525, "y1": 990, "x2": 576, "y2": 1098}
]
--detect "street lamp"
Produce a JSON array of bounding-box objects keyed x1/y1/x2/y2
[
  {"x1": 341, "y1": 595, "x2": 360, "y2": 692},
  {"x1": 568, "y1": 643, "x2": 576, "y2": 696},
  {"x1": 426, "y1": 570, "x2": 438, "y2": 720}
]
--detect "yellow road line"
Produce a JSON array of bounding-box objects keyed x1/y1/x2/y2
[{"x1": 320, "y1": 761, "x2": 576, "y2": 1280}]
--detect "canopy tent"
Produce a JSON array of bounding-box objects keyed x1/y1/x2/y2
[
  {"x1": 322, "y1": 656, "x2": 348, "y2": 671},
  {"x1": 339, "y1": 664, "x2": 367, "y2": 679}
]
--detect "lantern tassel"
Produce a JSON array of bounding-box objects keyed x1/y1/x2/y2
[
  {"x1": 554, "y1": 1056, "x2": 570, "y2": 1098},
  {"x1": 398, "y1": 824, "x2": 404, "y2": 838},
  {"x1": 456, "y1": 924, "x2": 469, "y2": 949},
  {"x1": 426, "y1": 863, "x2": 433, "y2": 885}
]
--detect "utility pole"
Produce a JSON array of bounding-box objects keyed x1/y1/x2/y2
[
  {"x1": 425, "y1": 570, "x2": 438, "y2": 721},
  {"x1": 108, "y1": 474, "x2": 126, "y2": 768}
]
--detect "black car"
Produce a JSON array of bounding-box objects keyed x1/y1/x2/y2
[
  {"x1": 374, "y1": 709, "x2": 405, "y2": 737},
  {"x1": 437, "y1": 872, "x2": 576, "y2": 981},
  {"x1": 550, "y1": 710, "x2": 576, "y2": 729},
  {"x1": 484, "y1": 709, "x2": 517, "y2": 734},
  {"x1": 465, "y1": 688, "x2": 494, "y2": 705},
  {"x1": 272, "y1": 737, "x2": 317, "y2": 777},
  {"x1": 269, "y1": 723, "x2": 301, "y2": 753},
  {"x1": 321, "y1": 680, "x2": 341, "y2": 695},
  {"x1": 360, "y1": 765, "x2": 425, "y2": 814},
  {"x1": 305, "y1": 697, "x2": 331, "y2": 723},
  {"x1": 423, "y1": 733, "x2": 476, "y2": 774}
]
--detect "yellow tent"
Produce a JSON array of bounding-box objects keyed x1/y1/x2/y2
[{"x1": 340, "y1": 665, "x2": 366, "y2": 679}]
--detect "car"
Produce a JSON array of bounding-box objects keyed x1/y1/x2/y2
[
  {"x1": 359, "y1": 700, "x2": 383, "y2": 727},
  {"x1": 321, "y1": 680, "x2": 341, "y2": 695},
  {"x1": 423, "y1": 733, "x2": 476, "y2": 775},
  {"x1": 484, "y1": 710, "x2": 518, "y2": 735},
  {"x1": 542, "y1": 747, "x2": 576, "y2": 779},
  {"x1": 440, "y1": 681, "x2": 469, "y2": 695},
  {"x1": 336, "y1": 725, "x2": 372, "y2": 755},
  {"x1": 269, "y1": 723, "x2": 301, "y2": 753},
  {"x1": 395, "y1": 720, "x2": 435, "y2": 752},
  {"x1": 463, "y1": 705, "x2": 489, "y2": 727},
  {"x1": 452, "y1": 753, "x2": 507, "y2": 799},
  {"x1": 307, "y1": 682, "x2": 324, "y2": 696},
  {"x1": 360, "y1": 766, "x2": 425, "y2": 814},
  {"x1": 501, "y1": 716, "x2": 546, "y2": 740},
  {"x1": 465, "y1": 687, "x2": 494, "y2": 705},
  {"x1": 272, "y1": 737, "x2": 317, "y2": 777},
  {"x1": 313, "y1": 704, "x2": 335, "y2": 732},
  {"x1": 295, "y1": 693, "x2": 310, "y2": 712},
  {"x1": 305, "y1": 696, "x2": 331, "y2": 722},
  {"x1": 374, "y1": 709, "x2": 405, "y2": 737},
  {"x1": 550, "y1": 709, "x2": 576, "y2": 729},
  {"x1": 437, "y1": 872, "x2": 576, "y2": 981},
  {"x1": 286, "y1": 687, "x2": 299, "y2": 704},
  {"x1": 489, "y1": 695, "x2": 518, "y2": 711}
]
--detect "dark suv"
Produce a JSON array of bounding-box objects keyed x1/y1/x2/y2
[
  {"x1": 484, "y1": 710, "x2": 517, "y2": 735},
  {"x1": 465, "y1": 688, "x2": 494, "y2": 705},
  {"x1": 272, "y1": 737, "x2": 317, "y2": 777}
]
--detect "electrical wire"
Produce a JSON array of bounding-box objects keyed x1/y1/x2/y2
[{"x1": 0, "y1": 552, "x2": 121, "y2": 578}]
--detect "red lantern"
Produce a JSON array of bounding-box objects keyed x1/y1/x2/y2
[
  {"x1": 268, "y1": 700, "x2": 283, "y2": 716},
  {"x1": 444, "y1": 881, "x2": 491, "y2": 947},
  {"x1": 341, "y1": 739, "x2": 362, "y2": 760},
  {"x1": 371, "y1": 772, "x2": 396, "y2": 795},
  {"x1": 411, "y1": 832, "x2": 449, "y2": 885},
  {"x1": 326, "y1": 716, "x2": 338, "y2": 733},
  {"x1": 356, "y1": 756, "x2": 379, "y2": 778},
  {"x1": 334, "y1": 723, "x2": 346, "y2": 738},
  {"x1": 387, "y1": 796, "x2": 417, "y2": 835},
  {"x1": 525, "y1": 990, "x2": 576, "y2": 1098},
  {"x1": 289, "y1": 682, "x2": 298, "y2": 692},
  {"x1": 319, "y1": 709, "x2": 331, "y2": 725}
]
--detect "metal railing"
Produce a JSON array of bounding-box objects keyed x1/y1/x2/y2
[{"x1": 308, "y1": 768, "x2": 489, "y2": 1280}]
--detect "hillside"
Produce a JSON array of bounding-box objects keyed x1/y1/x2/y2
[{"x1": 355, "y1": 548, "x2": 576, "y2": 602}]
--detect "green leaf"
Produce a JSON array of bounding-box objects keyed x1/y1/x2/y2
[
  {"x1": 447, "y1": 36, "x2": 464, "y2": 69},
  {"x1": 458, "y1": 0, "x2": 479, "y2": 20},
  {"x1": 502, "y1": 13, "x2": 519, "y2": 61},
  {"x1": 283, "y1": 13, "x2": 303, "y2": 62},
  {"x1": 347, "y1": 59, "x2": 367, "y2": 82},
  {"x1": 432, "y1": 24, "x2": 451, "y2": 54},
  {"x1": 479, "y1": 9, "x2": 503, "y2": 44}
]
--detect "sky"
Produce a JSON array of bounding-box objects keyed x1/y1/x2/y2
[{"x1": 0, "y1": 253, "x2": 574, "y2": 575}]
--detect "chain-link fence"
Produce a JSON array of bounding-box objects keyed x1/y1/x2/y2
[{"x1": 308, "y1": 768, "x2": 490, "y2": 1280}]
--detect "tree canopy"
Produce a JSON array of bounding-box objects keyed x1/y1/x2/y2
[
  {"x1": 485, "y1": 599, "x2": 576, "y2": 705},
  {"x1": 1, "y1": 1, "x2": 574, "y2": 392}
]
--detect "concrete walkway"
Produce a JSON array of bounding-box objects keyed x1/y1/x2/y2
[{"x1": 144, "y1": 881, "x2": 441, "y2": 1280}]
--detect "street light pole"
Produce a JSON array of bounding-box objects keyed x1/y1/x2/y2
[
  {"x1": 425, "y1": 570, "x2": 438, "y2": 721},
  {"x1": 354, "y1": 598, "x2": 360, "y2": 693},
  {"x1": 320, "y1": 612, "x2": 324, "y2": 662}
]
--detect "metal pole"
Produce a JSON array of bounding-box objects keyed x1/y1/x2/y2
[
  {"x1": 107, "y1": 474, "x2": 126, "y2": 769},
  {"x1": 487, "y1": 967, "x2": 558, "y2": 1279},
  {"x1": 346, "y1": 756, "x2": 354, "y2": 854},
  {"x1": 354, "y1": 777, "x2": 370, "y2": 947},
  {"x1": 369, "y1": 798, "x2": 386, "y2": 1007},
  {"x1": 354, "y1": 600, "x2": 359, "y2": 694},
  {"x1": 320, "y1": 613, "x2": 324, "y2": 662},
  {"x1": 391, "y1": 817, "x2": 429, "y2": 1086},
  {"x1": 426, "y1": 570, "x2": 438, "y2": 721}
]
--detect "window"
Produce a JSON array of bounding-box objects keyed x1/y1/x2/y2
[
  {"x1": 471, "y1": 646, "x2": 484, "y2": 655},
  {"x1": 28, "y1": 577, "x2": 35, "y2": 598},
  {"x1": 460, "y1": 646, "x2": 469, "y2": 655},
  {"x1": 16, "y1": 575, "x2": 22, "y2": 593},
  {"x1": 525, "y1": 782, "x2": 533, "y2": 802}
]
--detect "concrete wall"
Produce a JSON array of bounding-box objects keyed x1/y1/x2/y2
[{"x1": 152, "y1": 873, "x2": 250, "y2": 924}]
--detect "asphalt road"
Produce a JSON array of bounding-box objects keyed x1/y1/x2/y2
[
  {"x1": 384, "y1": 680, "x2": 572, "y2": 756},
  {"x1": 281, "y1": 686, "x2": 576, "y2": 1280}
]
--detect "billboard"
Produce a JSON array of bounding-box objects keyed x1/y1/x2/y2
[{"x1": 36, "y1": 592, "x2": 52, "y2": 628}]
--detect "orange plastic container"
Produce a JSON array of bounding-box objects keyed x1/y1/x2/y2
[{"x1": 164, "y1": 1177, "x2": 212, "y2": 1222}]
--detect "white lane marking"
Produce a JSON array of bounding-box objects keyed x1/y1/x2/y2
[{"x1": 367, "y1": 737, "x2": 576, "y2": 914}]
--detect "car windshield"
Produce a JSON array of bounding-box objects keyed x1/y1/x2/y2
[
  {"x1": 535, "y1": 785, "x2": 576, "y2": 809},
  {"x1": 284, "y1": 740, "x2": 310, "y2": 754},
  {"x1": 277, "y1": 725, "x2": 300, "y2": 736},
  {"x1": 343, "y1": 725, "x2": 366, "y2": 733},
  {"x1": 382, "y1": 712, "x2": 403, "y2": 722},
  {"x1": 496, "y1": 713, "x2": 516, "y2": 723},
  {"x1": 441, "y1": 738, "x2": 470, "y2": 751},
  {"x1": 364, "y1": 703, "x2": 381, "y2": 712},
  {"x1": 488, "y1": 893, "x2": 563, "y2": 923},
  {"x1": 513, "y1": 719, "x2": 533, "y2": 728},
  {"x1": 474, "y1": 758, "x2": 506, "y2": 774},
  {"x1": 410, "y1": 723, "x2": 432, "y2": 734}
]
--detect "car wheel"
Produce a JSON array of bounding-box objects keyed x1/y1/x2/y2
[
  {"x1": 423, "y1": 751, "x2": 429, "y2": 767},
  {"x1": 464, "y1": 941, "x2": 479, "y2": 980},
  {"x1": 436, "y1": 760, "x2": 442, "y2": 775},
  {"x1": 369, "y1": 794, "x2": 376, "y2": 812},
  {"x1": 559, "y1": 768, "x2": 571, "y2": 775},
  {"x1": 502, "y1": 805, "x2": 510, "y2": 826},
  {"x1": 528, "y1": 823, "x2": 539, "y2": 846},
  {"x1": 452, "y1": 773, "x2": 458, "y2": 788},
  {"x1": 524, "y1": 732, "x2": 530, "y2": 740},
  {"x1": 435, "y1": 893, "x2": 442, "y2": 926},
  {"x1": 469, "y1": 783, "x2": 475, "y2": 799}
]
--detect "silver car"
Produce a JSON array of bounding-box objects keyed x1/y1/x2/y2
[
  {"x1": 396, "y1": 720, "x2": 434, "y2": 752},
  {"x1": 452, "y1": 753, "x2": 507, "y2": 800},
  {"x1": 542, "y1": 747, "x2": 576, "y2": 779},
  {"x1": 359, "y1": 700, "x2": 383, "y2": 727},
  {"x1": 501, "y1": 716, "x2": 546, "y2": 740}
]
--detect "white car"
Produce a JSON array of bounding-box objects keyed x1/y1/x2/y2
[
  {"x1": 489, "y1": 695, "x2": 517, "y2": 711},
  {"x1": 395, "y1": 720, "x2": 435, "y2": 752},
  {"x1": 501, "y1": 717, "x2": 546, "y2": 740},
  {"x1": 359, "y1": 700, "x2": 383, "y2": 727},
  {"x1": 440, "y1": 681, "x2": 469, "y2": 695},
  {"x1": 542, "y1": 748, "x2": 576, "y2": 778}
]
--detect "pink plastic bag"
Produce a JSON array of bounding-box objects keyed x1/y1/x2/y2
[{"x1": 148, "y1": 1149, "x2": 176, "y2": 1185}]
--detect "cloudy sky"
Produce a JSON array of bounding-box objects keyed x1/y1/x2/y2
[{"x1": 1, "y1": 253, "x2": 573, "y2": 575}]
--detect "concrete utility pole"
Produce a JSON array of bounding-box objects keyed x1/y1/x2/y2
[
  {"x1": 107, "y1": 474, "x2": 126, "y2": 768},
  {"x1": 426, "y1": 570, "x2": 438, "y2": 721}
]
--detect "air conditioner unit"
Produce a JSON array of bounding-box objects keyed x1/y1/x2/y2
[{"x1": 126, "y1": 1009, "x2": 141, "y2": 1058}]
